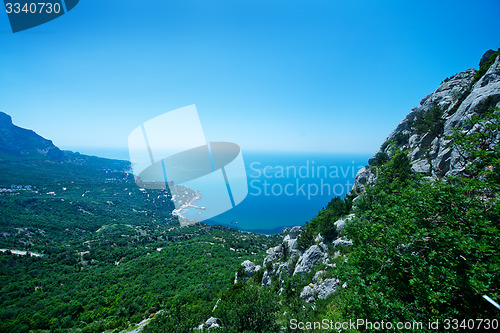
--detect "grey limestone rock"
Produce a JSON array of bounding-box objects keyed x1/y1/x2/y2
[
  {"x1": 196, "y1": 317, "x2": 222, "y2": 331},
  {"x1": 332, "y1": 237, "x2": 353, "y2": 248},
  {"x1": 261, "y1": 269, "x2": 272, "y2": 286},
  {"x1": 313, "y1": 270, "x2": 325, "y2": 283},
  {"x1": 316, "y1": 278, "x2": 340, "y2": 300},
  {"x1": 334, "y1": 214, "x2": 354, "y2": 234},
  {"x1": 234, "y1": 260, "x2": 261, "y2": 283},
  {"x1": 242, "y1": 260, "x2": 260, "y2": 276},
  {"x1": 300, "y1": 284, "x2": 316, "y2": 303},
  {"x1": 480, "y1": 49, "x2": 496, "y2": 67},
  {"x1": 299, "y1": 278, "x2": 340, "y2": 303},
  {"x1": 288, "y1": 226, "x2": 302, "y2": 239},
  {"x1": 352, "y1": 53, "x2": 500, "y2": 192},
  {"x1": 352, "y1": 167, "x2": 377, "y2": 193},
  {"x1": 293, "y1": 245, "x2": 327, "y2": 275},
  {"x1": 263, "y1": 245, "x2": 282, "y2": 266}
]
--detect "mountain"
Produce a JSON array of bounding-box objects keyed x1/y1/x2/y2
[
  {"x1": 353, "y1": 49, "x2": 500, "y2": 191},
  {"x1": 181, "y1": 50, "x2": 500, "y2": 333},
  {"x1": 0, "y1": 111, "x2": 64, "y2": 161},
  {"x1": 0, "y1": 112, "x2": 133, "y2": 188},
  {"x1": 1, "y1": 50, "x2": 499, "y2": 333},
  {"x1": 0, "y1": 111, "x2": 282, "y2": 332}
]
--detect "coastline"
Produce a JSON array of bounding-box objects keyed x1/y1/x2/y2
[{"x1": 171, "y1": 190, "x2": 206, "y2": 219}]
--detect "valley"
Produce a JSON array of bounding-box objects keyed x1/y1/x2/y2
[{"x1": 0, "y1": 121, "x2": 282, "y2": 332}]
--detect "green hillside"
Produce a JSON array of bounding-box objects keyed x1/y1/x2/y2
[{"x1": 0, "y1": 141, "x2": 281, "y2": 332}]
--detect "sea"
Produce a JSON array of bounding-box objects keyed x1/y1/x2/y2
[{"x1": 68, "y1": 147, "x2": 371, "y2": 234}]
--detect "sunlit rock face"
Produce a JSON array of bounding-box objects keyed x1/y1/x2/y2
[{"x1": 353, "y1": 51, "x2": 500, "y2": 193}]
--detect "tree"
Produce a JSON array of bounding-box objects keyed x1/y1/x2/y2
[
  {"x1": 331, "y1": 109, "x2": 500, "y2": 326},
  {"x1": 214, "y1": 283, "x2": 279, "y2": 333},
  {"x1": 296, "y1": 225, "x2": 314, "y2": 251}
]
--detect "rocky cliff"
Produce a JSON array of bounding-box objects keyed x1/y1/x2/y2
[
  {"x1": 0, "y1": 111, "x2": 64, "y2": 161},
  {"x1": 233, "y1": 216, "x2": 354, "y2": 304},
  {"x1": 353, "y1": 49, "x2": 500, "y2": 192},
  {"x1": 0, "y1": 112, "x2": 132, "y2": 173},
  {"x1": 225, "y1": 50, "x2": 500, "y2": 322}
]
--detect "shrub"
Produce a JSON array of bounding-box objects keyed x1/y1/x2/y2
[
  {"x1": 472, "y1": 48, "x2": 500, "y2": 85},
  {"x1": 411, "y1": 104, "x2": 445, "y2": 136},
  {"x1": 448, "y1": 106, "x2": 500, "y2": 182},
  {"x1": 330, "y1": 108, "x2": 500, "y2": 326},
  {"x1": 378, "y1": 150, "x2": 413, "y2": 190},
  {"x1": 296, "y1": 224, "x2": 314, "y2": 251},
  {"x1": 370, "y1": 151, "x2": 390, "y2": 166},
  {"x1": 214, "y1": 283, "x2": 279, "y2": 333},
  {"x1": 297, "y1": 197, "x2": 351, "y2": 250}
]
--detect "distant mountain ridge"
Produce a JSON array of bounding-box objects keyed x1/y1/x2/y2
[
  {"x1": 0, "y1": 111, "x2": 64, "y2": 161},
  {"x1": 0, "y1": 111, "x2": 131, "y2": 183}
]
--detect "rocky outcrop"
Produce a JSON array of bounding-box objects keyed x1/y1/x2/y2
[
  {"x1": 353, "y1": 166, "x2": 378, "y2": 191},
  {"x1": 260, "y1": 226, "x2": 303, "y2": 287},
  {"x1": 282, "y1": 227, "x2": 300, "y2": 256},
  {"x1": 333, "y1": 237, "x2": 353, "y2": 248},
  {"x1": 317, "y1": 279, "x2": 340, "y2": 299},
  {"x1": 293, "y1": 245, "x2": 327, "y2": 275},
  {"x1": 353, "y1": 50, "x2": 500, "y2": 193},
  {"x1": 196, "y1": 317, "x2": 222, "y2": 331},
  {"x1": 232, "y1": 215, "x2": 352, "y2": 302},
  {"x1": 261, "y1": 269, "x2": 272, "y2": 286},
  {"x1": 242, "y1": 260, "x2": 260, "y2": 276},
  {"x1": 263, "y1": 245, "x2": 284, "y2": 267},
  {"x1": 233, "y1": 50, "x2": 499, "y2": 312},
  {"x1": 287, "y1": 226, "x2": 302, "y2": 239},
  {"x1": 262, "y1": 259, "x2": 293, "y2": 287},
  {"x1": 256, "y1": 215, "x2": 353, "y2": 287},
  {"x1": 299, "y1": 284, "x2": 316, "y2": 303},
  {"x1": 299, "y1": 278, "x2": 340, "y2": 303},
  {"x1": 313, "y1": 270, "x2": 325, "y2": 283},
  {"x1": 262, "y1": 226, "x2": 302, "y2": 269},
  {"x1": 480, "y1": 49, "x2": 496, "y2": 67},
  {"x1": 334, "y1": 214, "x2": 354, "y2": 234},
  {"x1": 234, "y1": 260, "x2": 261, "y2": 283}
]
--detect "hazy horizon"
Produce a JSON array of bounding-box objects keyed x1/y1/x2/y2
[
  {"x1": 1, "y1": 0, "x2": 499, "y2": 155},
  {"x1": 61, "y1": 145, "x2": 376, "y2": 161}
]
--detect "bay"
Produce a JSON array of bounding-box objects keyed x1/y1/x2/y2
[
  {"x1": 206, "y1": 151, "x2": 370, "y2": 233},
  {"x1": 71, "y1": 147, "x2": 371, "y2": 233}
]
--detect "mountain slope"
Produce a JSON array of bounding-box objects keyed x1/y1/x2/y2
[
  {"x1": 0, "y1": 113, "x2": 283, "y2": 332},
  {"x1": 354, "y1": 49, "x2": 500, "y2": 191},
  {"x1": 0, "y1": 112, "x2": 133, "y2": 189},
  {"x1": 0, "y1": 112, "x2": 64, "y2": 161},
  {"x1": 174, "y1": 50, "x2": 500, "y2": 333}
]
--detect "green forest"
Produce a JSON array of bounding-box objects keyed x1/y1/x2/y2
[
  {"x1": 0, "y1": 153, "x2": 282, "y2": 332},
  {"x1": 1, "y1": 61, "x2": 500, "y2": 331},
  {"x1": 1, "y1": 107, "x2": 499, "y2": 332},
  {"x1": 160, "y1": 107, "x2": 498, "y2": 333}
]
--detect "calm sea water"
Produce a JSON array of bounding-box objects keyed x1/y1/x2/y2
[
  {"x1": 70, "y1": 148, "x2": 370, "y2": 234},
  {"x1": 207, "y1": 151, "x2": 369, "y2": 233}
]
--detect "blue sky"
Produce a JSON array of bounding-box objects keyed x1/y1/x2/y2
[{"x1": 0, "y1": 0, "x2": 499, "y2": 156}]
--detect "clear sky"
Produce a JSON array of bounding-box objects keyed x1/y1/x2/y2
[{"x1": 1, "y1": 0, "x2": 499, "y2": 156}]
